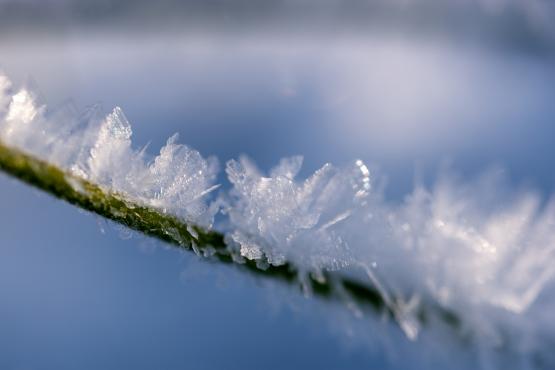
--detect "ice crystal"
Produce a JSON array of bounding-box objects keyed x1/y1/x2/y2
[
  {"x1": 0, "y1": 73, "x2": 219, "y2": 226},
  {"x1": 224, "y1": 156, "x2": 555, "y2": 347},
  {"x1": 2, "y1": 71, "x2": 555, "y2": 366},
  {"x1": 225, "y1": 155, "x2": 371, "y2": 270}
]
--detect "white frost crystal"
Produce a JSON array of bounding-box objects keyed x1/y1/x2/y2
[
  {"x1": 225, "y1": 155, "x2": 371, "y2": 269},
  {"x1": 2, "y1": 71, "x2": 555, "y2": 365},
  {"x1": 0, "y1": 73, "x2": 219, "y2": 226},
  {"x1": 225, "y1": 155, "x2": 555, "y2": 351}
]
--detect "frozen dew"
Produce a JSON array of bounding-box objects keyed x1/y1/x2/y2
[
  {"x1": 0, "y1": 73, "x2": 219, "y2": 227},
  {"x1": 5, "y1": 89, "x2": 41, "y2": 125},
  {"x1": 224, "y1": 154, "x2": 555, "y2": 356},
  {"x1": 2, "y1": 71, "x2": 555, "y2": 365},
  {"x1": 225, "y1": 155, "x2": 372, "y2": 271}
]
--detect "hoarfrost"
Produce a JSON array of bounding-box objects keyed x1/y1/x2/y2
[
  {"x1": 0, "y1": 73, "x2": 219, "y2": 227},
  {"x1": 224, "y1": 155, "x2": 555, "y2": 354},
  {"x1": 225, "y1": 155, "x2": 371, "y2": 270},
  {"x1": 2, "y1": 71, "x2": 555, "y2": 366}
]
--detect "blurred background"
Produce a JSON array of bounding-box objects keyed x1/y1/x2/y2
[{"x1": 1, "y1": 1, "x2": 555, "y2": 369}]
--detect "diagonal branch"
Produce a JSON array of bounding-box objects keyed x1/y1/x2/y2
[{"x1": 0, "y1": 140, "x2": 462, "y2": 337}]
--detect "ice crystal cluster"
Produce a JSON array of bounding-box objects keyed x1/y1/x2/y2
[
  {"x1": 0, "y1": 73, "x2": 219, "y2": 226},
  {"x1": 225, "y1": 153, "x2": 555, "y2": 342},
  {"x1": 2, "y1": 72, "x2": 555, "y2": 366},
  {"x1": 225, "y1": 155, "x2": 371, "y2": 269}
]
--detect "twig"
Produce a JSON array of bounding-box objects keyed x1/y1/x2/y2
[{"x1": 0, "y1": 140, "x2": 462, "y2": 337}]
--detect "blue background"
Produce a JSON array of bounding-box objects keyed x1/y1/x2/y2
[{"x1": 1, "y1": 2, "x2": 555, "y2": 369}]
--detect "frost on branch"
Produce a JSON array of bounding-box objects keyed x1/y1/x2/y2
[
  {"x1": 3, "y1": 71, "x2": 555, "y2": 364},
  {"x1": 225, "y1": 155, "x2": 555, "y2": 346},
  {"x1": 224, "y1": 155, "x2": 371, "y2": 271},
  {"x1": 0, "y1": 73, "x2": 219, "y2": 227}
]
